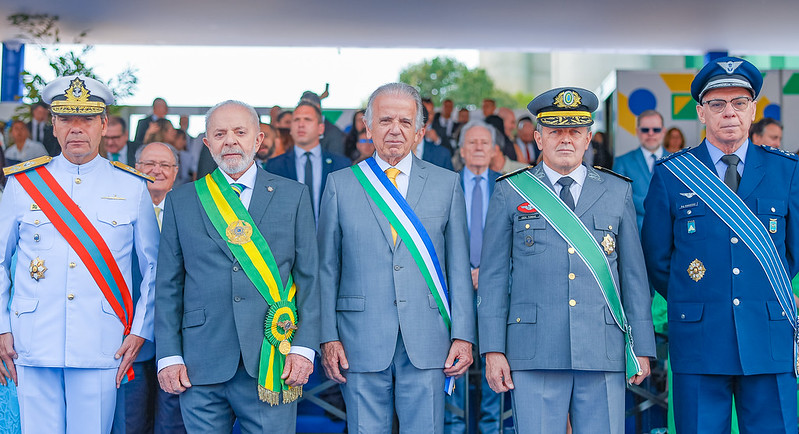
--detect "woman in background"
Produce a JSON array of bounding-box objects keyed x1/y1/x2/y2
[{"x1": 664, "y1": 127, "x2": 686, "y2": 153}]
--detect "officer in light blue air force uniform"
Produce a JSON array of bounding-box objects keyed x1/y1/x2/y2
[
  {"x1": 0, "y1": 76, "x2": 160, "y2": 434},
  {"x1": 642, "y1": 57, "x2": 799, "y2": 433},
  {"x1": 478, "y1": 87, "x2": 656, "y2": 434}
]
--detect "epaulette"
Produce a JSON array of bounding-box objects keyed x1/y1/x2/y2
[
  {"x1": 2, "y1": 156, "x2": 52, "y2": 177},
  {"x1": 655, "y1": 147, "x2": 692, "y2": 165},
  {"x1": 759, "y1": 144, "x2": 799, "y2": 160},
  {"x1": 496, "y1": 165, "x2": 534, "y2": 182},
  {"x1": 593, "y1": 166, "x2": 631, "y2": 182},
  {"x1": 110, "y1": 161, "x2": 155, "y2": 182}
]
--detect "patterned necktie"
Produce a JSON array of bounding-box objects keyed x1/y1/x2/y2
[
  {"x1": 304, "y1": 152, "x2": 315, "y2": 216},
  {"x1": 385, "y1": 168, "x2": 401, "y2": 244},
  {"x1": 721, "y1": 154, "x2": 741, "y2": 192},
  {"x1": 557, "y1": 176, "x2": 576, "y2": 211},
  {"x1": 154, "y1": 206, "x2": 162, "y2": 231},
  {"x1": 470, "y1": 176, "x2": 484, "y2": 268},
  {"x1": 230, "y1": 182, "x2": 246, "y2": 199}
]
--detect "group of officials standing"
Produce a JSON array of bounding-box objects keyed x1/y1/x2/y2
[{"x1": 0, "y1": 55, "x2": 796, "y2": 434}]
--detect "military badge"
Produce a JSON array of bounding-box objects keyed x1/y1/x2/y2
[
  {"x1": 601, "y1": 234, "x2": 615, "y2": 255},
  {"x1": 687, "y1": 259, "x2": 706, "y2": 282},
  {"x1": 553, "y1": 90, "x2": 581, "y2": 108},
  {"x1": 769, "y1": 218, "x2": 778, "y2": 234},
  {"x1": 525, "y1": 235, "x2": 534, "y2": 247},
  {"x1": 226, "y1": 220, "x2": 253, "y2": 245},
  {"x1": 687, "y1": 220, "x2": 696, "y2": 234},
  {"x1": 30, "y1": 257, "x2": 47, "y2": 280},
  {"x1": 517, "y1": 202, "x2": 537, "y2": 214}
]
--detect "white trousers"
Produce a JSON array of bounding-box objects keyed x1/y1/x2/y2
[{"x1": 17, "y1": 366, "x2": 118, "y2": 434}]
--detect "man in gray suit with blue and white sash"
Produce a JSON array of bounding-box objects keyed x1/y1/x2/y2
[
  {"x1": 478, "y1": 87, "x2": 656, "y2": 434},
  {"x1": 155, "y1": 100, "x2": 319, "y2": 433},
  {"x1": 318, "y1": 82, "x2": 475, "y2": 433}
]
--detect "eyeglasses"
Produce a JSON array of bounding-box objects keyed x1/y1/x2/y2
[
  {"x1": 639, "y1": 127, "x2": 662, "y2": 134},
  {"x1": 137, "y1": 161, "x2": 177, "y2": 170},
  {"x1": 701, "y1": 96, "x2": 753, "y2": 113}
]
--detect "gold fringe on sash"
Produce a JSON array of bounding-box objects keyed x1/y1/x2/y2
[{"x1": 258, "y1": 385, "x2": 303, "y2": 405}]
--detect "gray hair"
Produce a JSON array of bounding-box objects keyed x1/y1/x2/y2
[
  {"x1": 205, "y1": 100, "x2": 260, "y2": 133},
  {"x1": 457, "y1": 121, "x2": 497, "y2": 149},
  {"x1": 364, "y1": 83, "x2": 425, "y2": 133},
  {"x1": 135, "y1": 141, "x2": 180, "y2": 167}
]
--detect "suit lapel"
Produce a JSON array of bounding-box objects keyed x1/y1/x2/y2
[
  {"x1": 362, "y1": 175, "x2": 395, "y2": 249},
  {"x1": 248, "y1": 168, "x2": 275, "y2": 226},
  {"x1": 285, "y1": 149, "x2": 298, "y2": 181},
  {"x1": 321, "y1": 152, "x2": 333, "y2": 196},
  {"x1": 195, "y1": 181, "x2": 234, "y2": 261},
  {"x1": 406, "y1": 156, "x2": 428, "y2": 212},
  {"x1": 574, "y1": 167, "x2": 606, "y2": 217},
  {"x1": 633, "y1": 149, "x2": 650, "y2": 180},
  {"x1": 736, "y1": 143, "x2": 765, "y2": 200}
]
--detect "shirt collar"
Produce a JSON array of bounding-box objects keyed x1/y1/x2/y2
[
  {"x1": 374, "y1": 151, "x2": 413, "y2": 176},
  {"x1": 541, "y1": 162, "x2": 587, "y2": 187},
  {"x1": 294, "y1": 144, "x2": 321, "y2": 160},
  {"x1": 54, "y1": 153, "x2": 104, "y2": 174},
  {"x1": 640, "y1": 145, "x2": 664, "y2": 159},
  {"x1": 219, "y1": 161, "x2": 258, "y2": 189},
  {"x1": 463, "y1": 166, "x2": 488, "y2": 183},
  {"x1": 706, "y1": 139, "x2": 749, "y2": 166}
]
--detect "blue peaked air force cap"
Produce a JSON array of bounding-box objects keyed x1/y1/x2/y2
[{"x1": 691, "y1": 56, "x2": 763, "y2": 102}]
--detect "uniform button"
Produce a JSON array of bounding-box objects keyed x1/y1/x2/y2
[
  {"x1": 394, "y1": 265, "x2": 401, "y2": 271},
  {"x1": 525, "y1": 223, "x2": 530, "y2": 229},
  {"x1": 75, "y1": 178, "x2": 81, "y2": 184},
  {"x1": 568, "y1": 247, "x2": 575, "y2": 254},
  {"x1": 516, "y1": 317, "x2": 521, "y2": 323},
  {"x1": 686, "y1": 210, "x2": 692, "y2": 215},
  {"x1": 680, "y1": 314, "x2": 686, "y2": 319},
  {"x1": 112, "y1": 221, "x2": 117, "y2": 226},
  {"x1": 733, "y1": 267, "x2": 740, "y2": 275},
  {"x1": 34, "y1": 219, "x2": 40, "y2": 225},
  {"x1": 67, "y1": 294, "x2": 75, "y2": 300},
  {"x1": 568, "y1": 273, "x2": 576, "y2": 280},
  {"x1": 33, "y1": 234, "x2": 40, "y2": 242},
  {"x1": 733, "y1": 298, "x2": 740, "y2": 306},
  {"x1": 731, "y1": 237, "x2": 738, "y2": 244},
  {"x1": 393, "y1": 300, "x2": 397, "y2": 306},
  {"x1": 771, "y1": 207, "x2": 777, "y2": 213},
  {"x1": 569, "y1": 299, "x2": 576, "y2": 307},
  {"x1": 234, "y1": 296, "x2": 241, "y2": 302},
  {"x1": 782, "y1": 311, "x2": 787, "y2": 317},
  {"x1": 69, "y1": 262, "x2": 76, "y2": 268},
  {"x1": 608, "y1": 225, "x2": 613, "y2": 230},
  {"x1": 14, "y1": 311, "x2": 19, "y2": 316},
  {"x1": 233, "y1": 266, "x2": 239, "y2": 271}
]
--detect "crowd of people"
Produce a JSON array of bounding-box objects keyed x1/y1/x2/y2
[{"x1": 0, "y1": 55, "x2": 797, "y2": 434}]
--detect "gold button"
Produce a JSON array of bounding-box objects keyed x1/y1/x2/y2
[
  {"x1": 608, "y1": 225, "x2": 613, "y2": 230},
  {"x1": 516, "y1": 318, "x2": 521, "y2": 323},
  {"x1": 14, "y1": 311, "x2": 19, "y2": 316},
  {"x1": 69, "y1": 262, "x2": 76, "y2": 268},
  {"x1": 112, "y1": 221, "x2": 117, "y2": 226},
  {"x1": 569, "y1": 299, "x2": 576, "y2": 307},
  {"x1": 67, "y1": 294, "x2": 75, "y2": 300},
  {"x1": 568, "y1": 247, "x2": 575, "y2": 254},
  {"x1": 525, "y1": 223, "x2": 530, "y2": 229},
  {"x1": 75, "y1": 178, "x2": 81, "y2": 184},
  {"x1": 34, "y1": 219, "x2": 40, "y2": 225},
  {"x1": 568, "y1": 273, "x2": 576, "y2": 280}
]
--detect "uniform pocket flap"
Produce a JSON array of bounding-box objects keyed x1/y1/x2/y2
[
  {"x1": 21, "y1": 214, "x2": 51, "y2": 226},
  {"x1": 669, "y1": 303, "x2": 704, "y2": 322},
  {"x1": 604, "y1": 306, "x2": 619, "y2": 325},
  {"x1": 767, "y1": 301, "x2": 790, "y2": 321},
  {"x1": 507, "y1": 303, "x2": 537, "y2": 324},
  {"x1": 593, "y1": 216, "x2": 620, "y2": 234},
  {"x1": 515, "y1": 218, "x2": 546, "y2": 231},
  {"x1": 96, "y1": 211, "x2": 131, "y2": 226},
  {"x1": 757, "y1": 199, "x2": 787, "y2": 216},
  {"x1": 10, "y1": 296, "x2": 38, "y2": 315},
  {"x1": 676, "y1": 201, "x2": 706, "y2": 219},
  {"x1": 182, "y1": 308, "x2": 206, "y2": 328},
  {"x1": 336, "y1": 296, "x2": 365, "y2": 312},
  {"x1": 100, "y1": 298, "x2": 119, "y2": 316}
]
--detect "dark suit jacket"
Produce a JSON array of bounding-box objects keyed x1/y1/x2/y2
[
  {"x1": 155, "y1": 167, "x2": 320, "y2": 384},
  {"x1": 26, "y1": 121, "x2": 59, "y2": 156},
  {"x1": 134, "y1": 116, "x2": 155, "y2": 144},
  {"x1": 431, "y1": 112, "x2": 454, "y2": 152},
  {"x1": 264, "y1": 147, "x2": 351, "y2": 211},
  {"x1": 420, "y1": 140, "x2": 454, "y2": 171},
  {"x1": 320, "y1": 119, "x2": 346, "y2": 156}
]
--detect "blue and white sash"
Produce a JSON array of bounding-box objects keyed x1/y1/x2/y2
[{"x1": 662, "y1": 151, "x2": 799, "y2": 374}]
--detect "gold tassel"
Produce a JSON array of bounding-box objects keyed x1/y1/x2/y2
[
  {"x1": 258, "y1": 385, "x2": 281, "y2": 406},
  {"x1": 283, "y1": 385, "x2": 303, "y2": 404}
]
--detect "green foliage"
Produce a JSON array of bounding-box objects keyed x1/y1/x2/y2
[
  {"x1": 7, "y1": 14, "x2": 138, "y2": 119},
  {"x1": 399, "y1": 56, "x2": 520, "y2": 109}
]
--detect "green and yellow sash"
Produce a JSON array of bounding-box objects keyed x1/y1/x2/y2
[{"x1": 196, "y1": 169, "x2": 300, "y2": 405}]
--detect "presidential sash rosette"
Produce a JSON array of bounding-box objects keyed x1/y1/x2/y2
[{"x1": 196, "y1": 169, "x2": 301, "y2": 404}]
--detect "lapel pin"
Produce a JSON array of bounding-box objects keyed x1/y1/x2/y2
[{"x1": 267, "y1": 186, "x2": 274, "y2": 192}]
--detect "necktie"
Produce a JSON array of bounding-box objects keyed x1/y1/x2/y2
[
  {"x1": 470, "y1": 176, "x2": 484, "y2": 268},
  {"x1": 154, "y1": 206, "x2": 162, "y2": 231},
  {"x1": 230, "y1": 182, "x2": 246, "y2": 199},
  {"x1": 385, "y1": 167, "x2": 401, "y2": 244},
  {"x1": 650, "y1": 153, "x2": 657, "y2": 173},
  {"x1": 721, "y1": 154, "x2": 741, "y2": 192},
  {"x1": 304, "y1": 151, "x2": 314, "y2": 216},
  {"x1": 557, "y1": 176, "x2": 576, "y2": 211},
  {"x1": 111, "y1": 152, "x2": 120, "y2": 162}
]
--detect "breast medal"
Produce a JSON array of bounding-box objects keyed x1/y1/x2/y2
[
  {"x1": 601, "y1": 234, "x2": 615, "y2": 255},
  {"x1": 29, "y1": 257, "x2": 47, "y2": 280},
  {"x1": 687, "y1": 259, "x2": 706, "y2": 282}
]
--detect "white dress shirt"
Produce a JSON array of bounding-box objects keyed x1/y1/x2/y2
[
  {"x1": 706, "y1": 139, "x2": 747, "y2": 179},
  {"x1": 542, "y1": 162, "x2": 588, "y2": 203},
  {"x1": 373, "y1": 152, "x2": 413, "y2": 198},
  {"x1": 640, "y1": 146, "x2": 664, "y2": 173}
]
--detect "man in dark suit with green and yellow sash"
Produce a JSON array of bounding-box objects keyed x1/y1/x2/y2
[
  {"x1": 155, "y1": 100, "x2": 319, "y2": 433},
  {"x1": 478, "y1": 88, "x2": 656, "y2": 434}
]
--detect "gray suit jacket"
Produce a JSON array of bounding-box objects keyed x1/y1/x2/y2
[
  {"x1": 155, "y1": 166, "x2": 320, "y2": 385},
  {"x1": 477, "y1": 164, "x2": 655, "y2": 372},
  {"x1": 318, "y1": 156, "x2": 476, "y2": 372}
]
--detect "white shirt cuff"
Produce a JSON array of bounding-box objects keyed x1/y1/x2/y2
[
  {"x1": 157, "y1": 355, "x2": 185, "y2": 373},
  {"x1": 289, "y1": 345, "x2": 315, "y2": 363}
]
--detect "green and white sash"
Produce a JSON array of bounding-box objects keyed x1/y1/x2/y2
[{"x1": 505, "y1": 170, "x2": 642, "y2": 379}]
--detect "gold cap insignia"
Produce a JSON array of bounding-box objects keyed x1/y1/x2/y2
[
  {"x1": 554, "y1": 90, "x2": 582, "y2": 108},
  {"x1": 50, "y1": 77, "x2": 106, "y2": 115},
  {"x1": 687, "y1": 259, "x2": 706, "y2": 282}
]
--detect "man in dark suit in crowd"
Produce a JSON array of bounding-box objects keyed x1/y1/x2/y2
[
  {"x1": 265, "y1": 102, "x2": 351, "y2": 222},
  {"x1": 135, "y1": 98, "x2": 168, "y2": 144},
  {"x1": 300, "y1": 91, "x2": 345, "y2": 156},
  {"x1": 27, "y1": 101, "x2": 59, "y2": 156},
  {"x1": 430, "y1": 98, "x2": 456, "y2": 152},
  {"x1": 104, "y1": 117, "x2": 140, "y2": 166},
  {"x1": 416, "y1": 105, "x2": 454, "y2": 170}
]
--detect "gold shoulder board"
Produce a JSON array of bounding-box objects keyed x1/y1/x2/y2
[
  {"x1": 110, "y1": 161, "x2": 155, "y2": 182},
  {"x1": 3, "y1": 156, "x2": 53, "y2": 177}
]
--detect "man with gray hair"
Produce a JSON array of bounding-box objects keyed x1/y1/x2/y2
[
  {"x1": 319, "y1": 83, "x2": 475, "y2": 433},
  {"x1": 155, "y1": 100, "x2": 320, "y2": 432}
]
